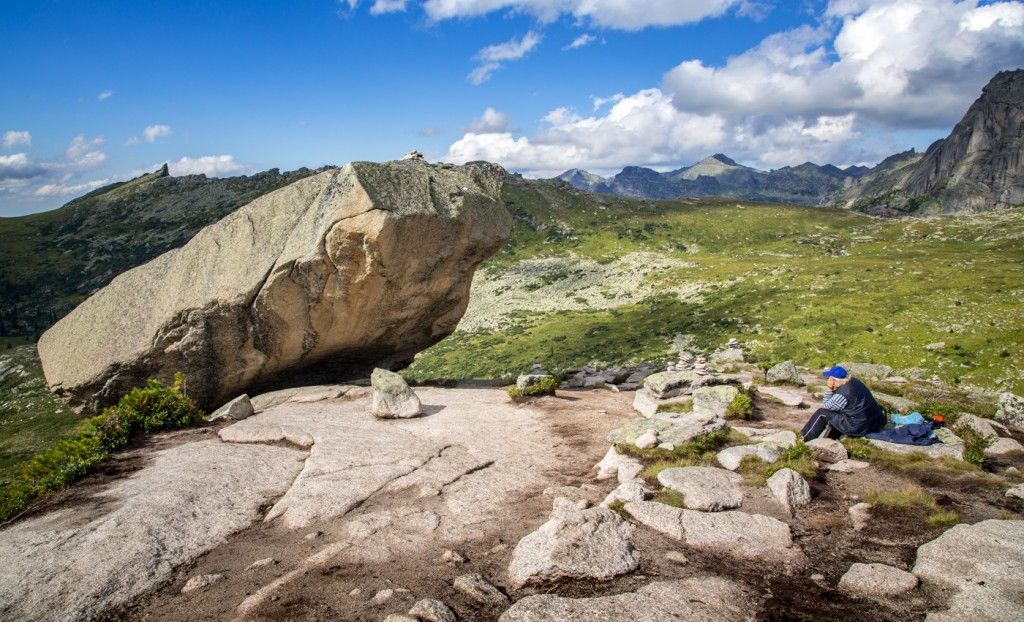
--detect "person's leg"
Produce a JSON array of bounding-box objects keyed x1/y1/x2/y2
[{"x1": 802, "y1": 408, "x2": 838, "y2": 441}]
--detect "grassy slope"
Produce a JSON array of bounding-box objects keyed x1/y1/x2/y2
[{"x1": 406, "y1": 179, "x2": 1024, "y2": 394}]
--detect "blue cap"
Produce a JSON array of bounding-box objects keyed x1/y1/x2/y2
[{"x1": 822, "y1": 365, "x2": 848, "y2": 379}]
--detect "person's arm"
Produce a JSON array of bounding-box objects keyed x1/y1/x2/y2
[{"x1": 823, "y1": 389, "x2": 848, "y2": 412}]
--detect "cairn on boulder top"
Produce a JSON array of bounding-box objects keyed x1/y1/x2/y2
[
  {"x1": 371, "y1": 368, "x2": 422, "y2": 419},
  {"x1": 37, "y1": 160, "x2": 511, "y2": 413}
]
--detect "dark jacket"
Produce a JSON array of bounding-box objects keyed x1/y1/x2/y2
[{"x1": 830, "y1": 378, "x2": 886, "y2": 436}]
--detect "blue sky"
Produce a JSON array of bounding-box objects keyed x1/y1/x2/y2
[{"x1": 1, "y1": 0, "x2": 1022, "y2": 215}]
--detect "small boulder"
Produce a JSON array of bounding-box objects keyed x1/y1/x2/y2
[
  {"x1": 806, "y1": 438, "x2": 848, "y2": 463},
  {"x1": 837, "y1": 362, "x2": 892, "y2": 379},
  {"x1": 657, "y1": 466, "x2": 743, "y2": 512},
  {"x1": 838, "y1": 563, "x2": 918, "y2": 597},
  {"x1": 1006, "y1": 483, "x2": 1024, "y2": 499},
  {"x1": 758, "y1": 386, "x2": 804, "y2": 407},
  {"x1": 507, "y1": 502, "x2": 638, "y2": 589},
  {"x1": 692, "y1": 385, "x2": 739, "y2": 417},
  {"x1": 209, "y1": 394, "x2": 254, "y2": 422},
  {"x1": 766, "y1": 468, "x2": 811, "y2": 516},
  {"x1": 849, "y1": 502, "x2": 871, "y2": 531},
  {"x1": 986, "y1": 437, "x2": 1024, "y2": 457},
  {"x1": 409, "y1": 598, "x2": 457, "y2": 622},
  {"x1": 516, "y1": 372, "x2": 557, "y2": 393},
  {"x1": 453, "y1": 574, "x2": 509, "y2": 607},
  {"x1": 594, "y1": 446, "x2": 644, "y2": 483},
  {"x1": 601, "y1": 480, "x2": 648, "y2": 507},
  {"x1": 610, "y1": 413, "x2": 726, "y2": 447},
  {"x1": 828, "y1": 459, "x2": 870, "y2": 473},
  {"x1": 181, "y1": 573, "x2": 224, "y2": 594},
  {"x1": 716, "y1": 442, "x2": 785, "y2": 471},
  {"x1": 371, "y1": 368, "x2": 422, "y2": 419},
  {"x1": 996, "y1": 392, "x2": 1024, "y2": 429},
  {"x1": 635, "y1": 430, "x2": 659, "y2": 449},
  {"x1": 384, "y1": 615, "x2": 418, "y2": 622},
  {"x1": 370, "y1": 588, "x2": 395, "y2": 606},
  {"x1": 766, "y1": 361, "x2": 802, "y2": 385},
  {"x1": 244, "y1": 557, "x2": 277, "y2": 571}
]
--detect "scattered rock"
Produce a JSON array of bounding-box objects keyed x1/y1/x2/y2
[
  {"x1": 624, "y1": 501, "x2": 802, "y2": 565},
  {"x1": 657, "y1": 466, "x2": 743, "y2": 512},
  {"x1": 657, "y1": 442, "x2": 675, "y2": 451},
  {"x1": 716, "y1": 442, "x2": 786, "y2": 471},
  {"x1": 601, "y1": 480, "x2": 648, "y2": 507},
  {"x1": 384, "y1": 615, "x2": 418, "y2": 622},
  {"x1": 641, "y1": 370, "x2": 739, "y2": 399},
  {"x1": 766, "y1": 361, "x2": 802, "y2": 385},
  {"x1": 758, "y1": 385, "x2": 804, "y2": 407},
  {"x1": 995, "y1": 392, "x2": 1024, "y2": 429},
  {"x1": 408, "y1": 598, "x2": 457, "y2": 622},
  {"x1": 632, "y1": 388, "x2": 689, "y2": 418},
  {"x1": 956, "y1": 413, "x2": 1003, "y2": 440},
  {"x1": 849, "y1": 503, "x2": 872, "y2": 531},
  {"x1": 828, "y1": 459, "x2": 870, "y2": 473},
  {"x1": 806, "y1": 438, "x2": 848, "y2": 463},
  {"x1": 370, "y1": 589, "x2": 396, "y2": 606},
  {"x1": 507, "y1": 502, "x2": 638, "y2": 588},
  {"x1": 913, "y1": 520, "x2": 1024, "y2": 621},
  {"x1": 453, "y1": 574, "x2": 509, "y2": 607},
  {"x1": 634, "y1": 430, "x2": 659, "y2": 449},
  {"x1": 209, "y1": 394, "x2": 255, "y2": 422},
  {"x1": 837, "y1": 363, "x2": 892, "y2": 379},
  {"x1": 986, "y1": 437, "x2": 1024, "y2": 457},
  {"x1": 711, "y1": 347, "x2": 745, "y2": 367},
  {"x1": 245, "y1": 557, "x2": 277, "y2": 571},
  {"x1": 499, "y1": 577, "x2": 755, "y2": 622},
  {"x1": 838, "y1": 563, "x2": 918, "y2": 597},
  {"x1": 440, "y1": 549, "x2": 466, "y2": 564},
  {"x1": 371, "y1": 369, "x2": 423, "y2": 419},
  {"x1": 37, "y1": 160, "x2": 510, "y2": 413},
  {"x1": 594, "y1": 446, "x2": 644, "y2": 482},
  {"x1": 664, "y1": 551, "x2": 689, "y2": 564},
  {"x1": 759, "y1": 430, "x2": 798, "y2": 447},
  {"x1": 874, "y1": 392, "x2": 917, "y2": 413},
  {"x1": 691, "y1": 385, "x2": 739, "y2": 417},
  {"x1": 925, "y1": 342, "x2": 946, "y2": 351},
  {"x1": 181, "y1": 574, "x2": 225, "y2": 594},
  {"x1": 766, "y1": 468, "x2": 811, "y2": 516},
  {"x1": 1006, "y1": 483, "x2": 1024, "y2": 499}
]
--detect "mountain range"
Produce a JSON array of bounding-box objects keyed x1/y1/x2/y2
[{"x1": 554, "y1": 70, "x2": 1023, "y2": 215}]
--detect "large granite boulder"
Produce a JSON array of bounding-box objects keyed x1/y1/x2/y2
[{"x1": 38, "y1": 161, "x2": 510, "y2": 412}]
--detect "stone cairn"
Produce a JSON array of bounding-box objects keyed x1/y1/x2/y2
[
  {"x1": 666, "y1": 351, "x2": 696, "y2": 372},
  {"x1": 693, "y1": 356, "x2": 709, "y2": 375}
]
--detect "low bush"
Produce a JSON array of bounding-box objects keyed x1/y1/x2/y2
[
  {"x1": 0, "y1": 374, "x2": 204, "y2": 524},
  {"x1": 505, "y1": 376, "x2": 560, "y2": 401},
  {"x1": 725, "y1": 390, "x2": 753, "y2": 420},
  {"x1": 952, "y1": 423, "x2": 993, "y2": 466}
]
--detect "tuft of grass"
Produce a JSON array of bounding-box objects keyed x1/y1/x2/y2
[
  {"x1": 505, "y1": 376, "x2": 560, "y2": 401},
  {"x1": 865, "y1": 485, "x2": 959, "y2": 528},
  {"x1": 653, "y1": 489, "x2": 686, "y2": 508},
  {"x1": 607, "y1": 500, "x2": 630, "y2": 518},
  {"x1": 619, "y1": 427, "x2": 747, "y2": 481},
  {"x1": 739, "y1": 441, "x2": 817, "y2": 486},
  {"x1": 725, "y1": 390, "x2": 753, "y2": 420},
  {"x1": 952, "y1": 423, "x2": 993, "y2": 466},
  {"x1": 841, "y1": 437, "x2": 984, "y2": 475},
  {"x1": 657, "y1": 399, "x2": 693, "y2": 414},
  {"x1": 0, "y1": 374, "x2": 205, "y2": 524}
]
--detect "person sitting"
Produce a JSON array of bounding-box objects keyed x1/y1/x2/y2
[{"x1": 801, "y1": 365, "x2": 886, "y2": 442}]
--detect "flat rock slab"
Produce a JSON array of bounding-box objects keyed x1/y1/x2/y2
[
  {"x1": 0, "y1": 441, "x2": 304, "y2": 621},
  {"x1": 828, "y1": 459, "x2": 870, "y2": 473},
  {"x1": 624, "y1": 501, "x2": 803, "y2": 566},
  {"x1": 609, "y1": 412, "x2": 725, "y2": 447},
  {"x1": 657, "y1": 466, "x2": 742, "y2": 512},
  {"x1": 838, "y1": 563, "x2": 918, "y2": 597},
  {"x1": 717, "y1": 442, "x2": 786, "y2": 471},
  {"x1": 913, "y1": 519, "x2": 1024, "y2": 621},
  {"x1": 642, "y1": 371, "x2": 740, "y2": 399},
  {"x1": 758, "y1": 386, "x2": 805, "y2": 407},
  {"x1": 868, "y1": 438, "x2": 964, "y2": 461},
  {"x1": 806, "y1": 438, "x2": 848, "y2": 463},
  {"x1": 507, "y1": 502, "x2": 638, "y2": 589},
  {"x1": 499, "y1": 577, "x2": 755, "y2": 622},
  {"x1": 691, "y1": 385, "x2": 739, "y2": 417}
]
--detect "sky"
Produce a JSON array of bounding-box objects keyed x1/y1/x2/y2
[{"x1": 1, "y1": 0, "x2": 1022, "y2": 216}]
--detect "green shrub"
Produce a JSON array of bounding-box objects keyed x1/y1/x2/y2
[
  {"x1": 725, "y1": 390, "x2": 753, "y2": 420},
  {"x1": 505, "y1": 376, "x2": 560, "y2": 401},
  {"x1": 0, "y1": 375, "x2": 204, "y2": 524},
  {"x1": 739, "y1": 442, "x2": 817, "y2": 485},
  {"x1": 952, "y1": 423, "x2": 993, "y2": 466}
]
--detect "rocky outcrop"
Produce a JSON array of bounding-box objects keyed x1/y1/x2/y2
[
  {"x1": 37, "y1": 160, "x2": 511, "y2": 412},
  {"x1": 836, "y1": 70, "x2": 1024, "y2": 215}
]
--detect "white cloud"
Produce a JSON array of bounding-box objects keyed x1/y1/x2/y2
[
  {"x1": 167, "y1": 155, "x2": 252, "y2": 177},
  {"x1": 422, "y1": 0, "x2": 746, "y2": 30},
  {"x1": 97, "y1": 90, "x2": 113, "y2": 102},
  {"x1": 592, "y1": 93, "x2": 625, "y2": 111},
  {"x1": 3, "y1": 131, "x2": 31, "y2": 148},
  {"x1": 469, "y1": 31, "x2": 542, "y2": 84},
  {"x1": 565, "y1": 33, "x2": 597, "y2": 49},
  {"x1": 64, "y1": 135, "x2": 107, "y2": 170},
  {"x1": 34, "y1": 178, "x2": 111, "y2": 197},
  {"x1": 143, "y1": 124, "x2": 172, "y2": 142},
  {"x1": 445, "y1": 89, "x2": 728, "y2": 176},
  {"x1": 663, "y1": 0, "x2": 1024, "y2": 128},
  {"x1": 370, "y1": 0, "x2": 407, "y2": 13},
  {"x1": 0, "y1": 153, "x2": 46, "y2": 180},
  {"x1": 467, "y1": 107, "x2": 510, "y2": 133}
]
